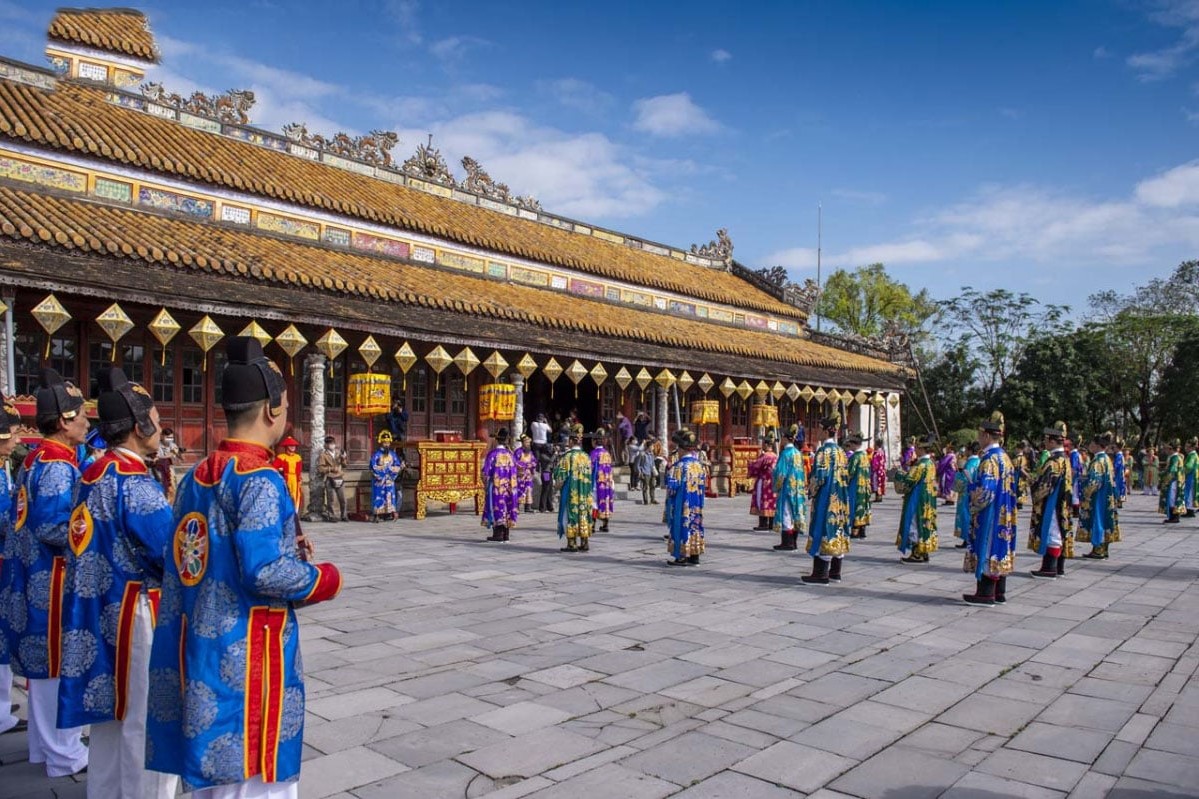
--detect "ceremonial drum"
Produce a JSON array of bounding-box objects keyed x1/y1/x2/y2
[
  {"x1": 691, "y1": 400, "x2": 720, "y2": 425},
  {"x1": 750, "y1": 403, "x2": 779, "y2": 428},
  {"x1": 478, "y1": 383, "x2": 517, "y2": 421},
  {"x1": 347, "y1": 372, "x2": 390, "y2": 418}
]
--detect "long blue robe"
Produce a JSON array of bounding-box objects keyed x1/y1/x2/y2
[
  {"x1": 1069, "y1": 449, "x2": 1083, "y2": 507},
  {"x1": 0, "y1": 463, "x2": 13, "y2": 667},
  {"x1": 895, "y1": 454, "x2": 937, "y2": 556},
  {"x1": 771, "y1": 443, "x2": 806, "y2": 532},
  {"x1": 806, "y1": 440, "x2": 850, "y2": 558},
  {"x1": 666, "y1": 453, "x2": 706, "y2": 559},
  {"x1": 966, "y1": 443, "x2": 1018, "y2": 579},
  {"x1": 1028, "y1": 450, "x2": 1072, "y2": 557},
  {"x1": 1113, "y1": 450, "x2": 1127, "y2": 503},
  {"x1": 1, "y1": 439, "x2": 80, "y2": 678},
  {"x1": 146, "y1": 440, "x2": 342, "y2": 790},
  {"x1": 370, "y1": 447, "x2": 403, "y2": 515},
  {"x1": 58, "y1": 450, "x2": 171, "y2": 727},
  {"x1": 1078, "y1": 451, "x2": 1119, "y2": 549},
  {"x1": 954, "y1": 455, "x2": 979, "y2": 542}
]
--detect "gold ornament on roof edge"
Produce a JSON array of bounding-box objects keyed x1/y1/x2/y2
[{"x1": 96, "y1": 303, "x2": 134, "y2": 361}]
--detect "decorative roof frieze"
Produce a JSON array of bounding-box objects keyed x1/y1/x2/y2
[
  {"x1": 141, "y1": 82, "x2": 255, "y2": 125},
  {"x1": 690, "y1": 228, "x2": 733, "y2": 266}
]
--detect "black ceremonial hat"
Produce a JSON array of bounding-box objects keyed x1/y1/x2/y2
[
  {"x1": 221, "y1": 336, "x2": 285, "y2": 411},
  {"x1": 36, "y1": 367, "x2": 83, "y2": 419},
  {"x1": 96, "y1": 366, "x2": 156, "y2": 437},
  {"x1": 0, "y1": 397, "x2": 20, "y2": 439}
]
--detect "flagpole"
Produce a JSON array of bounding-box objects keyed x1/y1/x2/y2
[{"x1": 815, "y1": 203, "x2": 822, "y2": 332}]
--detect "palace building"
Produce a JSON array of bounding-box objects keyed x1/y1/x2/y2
[{"x1": 0, "y1": 8, "x2": 907, "y2": 474}]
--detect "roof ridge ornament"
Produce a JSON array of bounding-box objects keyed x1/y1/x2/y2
[
  {"x1": 281, "y1": 124, "x2": 398, "y2": 167},
  {"x1": 141, "y1": 82, "x2": 255, "y2": 125},
  {"x1": 690, "y1": 228, "x2": 733, "y2": 266},
  {"x1": 461, "y1": 156, "x2": 511, "y2": 203},
  {"x1": 782, "y1": 278, "x2": 820, "y2": 315},
  {"x1": 401, "y1": 134, "x2": 455, "y2": 186}
]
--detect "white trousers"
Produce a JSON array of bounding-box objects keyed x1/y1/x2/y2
[
  {"x1": 191, "y1": 776, "x2": 299, "y2": 799},
  {"x1": 86, "y1": 595, "x2": 178, "y2": 799},
  {"x1": 0, "y1": 663, "x2": 18, "y2": 733},
  {"x1": 28, "y1": 677, "x2": 87, "y2": 777}
]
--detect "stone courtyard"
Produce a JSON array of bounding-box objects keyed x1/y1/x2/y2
[{"x1": 2, "y1": 489, "x2": 1198, "y2": 798}]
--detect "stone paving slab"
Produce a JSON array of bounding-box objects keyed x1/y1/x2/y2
[{"x1": 3, "y1": 493, "x2": 1199, "y2": 797}]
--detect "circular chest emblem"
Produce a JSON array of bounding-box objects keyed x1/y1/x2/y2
[
  {"x1": 14, "y1": 486, "x2": 27, "y2": 531},
  {"x1": 174, "y1": 512, "x2": 209, "y2": 587},
  {"x1": 68, "y1": 504, "x2": 93, "y2": 556}
]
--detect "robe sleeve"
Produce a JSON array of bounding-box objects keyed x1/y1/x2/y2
[{"x1": 33, "y1": 461, "x2": 76, "y2": 549}]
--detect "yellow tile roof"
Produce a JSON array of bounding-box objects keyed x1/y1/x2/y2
[
  {"x1": 47, "y1": 8, "x2": 159, "y2": 63},
  {"x1": 0, "y1": 75, "x2": 804, "y2": 320},
  {"x1": 0, "y1": 184, "x2": 902, "y2": 377}
]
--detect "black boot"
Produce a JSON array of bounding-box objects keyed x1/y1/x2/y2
[
  {"x1": 486, "y1": 526, "x2": 504, "y2": 542},
  {"x1": 1030, "y1": 552, "x2": 1057, "y2": 578},
  {"x1": 773, "y1": 530, "x2": 791, "y2": 551},
  {"x1": 963, "y1": 577, "x2": 996, "y2": 606},
  {"x1": 579, "y1": 537, "x2": 590, "y2": 552},
  {"x1": 829, "y1": 557, "x2": 843, "y2": 583},
  {"x1": 1056, "y1": 554, "x2": 1066, "y2": 576},
  {"x1": 994, "y1": 576, "x2": 1007, "y2": 604},
  {"x1": 687, "y1": 554, "x2": 700, "y2": 565},
  {"x1": 502, "y1": 527, "x2": 510, "y2": 542},
  {"x1": 801, "y1": 557, "x2": 830, "y2": 585},
  {"x1": 754, "y1": 516, "x2": 767, "y2": 530},
  {"x1": 602, "y1": 519, "x2": 610, "y2": 532}
]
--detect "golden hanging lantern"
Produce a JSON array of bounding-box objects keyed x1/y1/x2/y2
[
  {"x1": 677, "y1": 371, "x2": 694, "y2": 394},
  {"x1": 888, "y1": 393, "x2": 901, "y2": 408},
  {"x1": 697, "y1": 373, "x2": 715, "y2": 395},
  {"x1": 615, "y1": 366, "x2": 633, "y2": 403},
  {"x1": 772, "y1": 381, "x2": 786, "y2": 401},
  {"x1": 149, "y1": 309, "x2": 182, "y2": 365},
  {"x1": 274, "y1": 324, "x2": 308, "y2": 376},
  {"x1": 454, "y1": 346, "x2": 480, "y2": 377},
  {"x1": 655, "y1": 369, "x2": 676, "y2": 392},
  {"x1": 750, "y1": 403, "x2": 779, "y2": 428},
  {"x1": 0, "y1": 298, "x2": 7, "y2": 317},
  {"x1": 516, "y1": 353, "x2": 538, "y2": 380},
  {"x1": 32, "y1": 293, "x2": 71, "y2": 358},
  {"x1": 483, "y1": 350, "x2": 509, "y2": 380},
  {"x1": 358, "y1": 335, "x2": 383, "y2": 371},
  {"x1": 736, "y1": 380, "x2": 753, "y2": 401},
  {"x1": 813, "y1": 387, "x2": 829, "y2": 405},
  {"x1": 347, "y1": 372, "x2": 390, "y2": 417},
  {"x1": 786, "y1": 383, "x2": 801, "y2": 402},
  {"x1": 589, "y1": 362, "x2": 608, "y2": 395},
  {"x1": 635, "y1": 367, "x2": 653, "y2": 401},
  {"x1": 542, "y1": 357, "x2": 563, "y2": 398},
  {"x1": 691, "y1": 399, "x2": 720, "y2": 425},
  {"x1": 188, "y1": 315, "x2": 224, "y2": 372},
  {"x1": 565, "y1": 359, "x2": 587, "y2": 398},
  {"x1": 425, "y1": 345, "x2": 452, "y2": 390},
  {"x1": 315, "y1": 328, "x2": 347, "y2": 376},
  {"x1": 239, "y1": 321, "x2": 272, "y2": 349},
  {"x1": 719, "y1": 377, "x2": 737, "y2": 398},
  {"x1": 799, "y1": 385, "x2": 816, "y2": 402},
  {"x1": 394, "y1": 341, "x2": 417, "y2": 389},
  {"x1": 479, "y1": 383, "x2": 517, "y2": 421},
  {"x1": 95, "y1": 302, "x2": 133, "y2": 361},
  {"x1": 754, "y1": 380, "x2": 770, "y2": 400}
]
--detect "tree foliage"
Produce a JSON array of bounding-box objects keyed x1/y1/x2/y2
[{"x1": 819, "y1": 263, "x2": 938, "y2": 339}]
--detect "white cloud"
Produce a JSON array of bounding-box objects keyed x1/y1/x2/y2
[
  {"x1": 394, "y1": 111, "x2": 667, "y2": 218},
  {"x1": 1186, "y1": 106, "x2": 1199, "y2": 122},
  {"x1": 1093, "y1": 45, "x2": 1112, "y2": 59},
  {"x1": 429, "y1": 35, "x2": 491, "y2": 64},
  {"x1": 710, "y1": 49, "x2": 732, "y2": 64},
  {"x1": 766, "y1": 161, "x2": 1199, "y2": 273},
  {"x1": 1134, "y1": 160, "x2": 1199, "y2": 206},
  {"x1": 385, "y1": 0, "x2": 423, "y2": 45},
  {"x1": 537, "y1": 78, "x2": 615, "y2": 114},
  {"x1": 1126, "y1": 0, "x2": 1199, "y2": 81},
  {"x1": 631, "y1": 93, "x2": 722, "y2": 137}
]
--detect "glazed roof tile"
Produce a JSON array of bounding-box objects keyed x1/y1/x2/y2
[
  {"x1": 0, "y1": 184, "x2": 901, "y2": 377},
  {"x1": 47, "y1": 8, "x2": 159, "y2": 63},
  {"x1": 0, "y1": 77, "x2": 804, "y2": 320}
]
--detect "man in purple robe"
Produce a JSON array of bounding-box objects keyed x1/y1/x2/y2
[
  {"x1": 513, "y1": 433, "x2": 537, "y2": 513},
  {"x1": 591, "y1": 428, "x2": 615, "y2": 532},
  {"x1": 937, "y1": 444, "x2": 958, "y2": 505},
  {"x1": 482, "y1": 428, "x2": 520, "y2": 542}
]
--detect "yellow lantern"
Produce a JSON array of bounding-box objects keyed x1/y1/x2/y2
[
  {"x1": 358, "y1": 335, "x2": 383, "y2": 371},
  {"x1": 479, "y1": 383, "x2": 517, "y2": 421},
  {"x1": 635, "y1": 367, "x2": 652, "y2": 401},
  {"x1": 454, "y1": 346, "x2": 480, "y2": 377},
  {"x1": 772, "y1": 381, "x2": 786, "y2": 401},
  {"x1": 483, "y1": 350, "x2": 509, "y2": 380},
  {"x1": 736, "y1": 380, "x2": 753, "y2": 401},
  {"x1": 677, "y1": 371, "x2": 694, "y2": 395},
  {"x1": 750, "y1": 403, "x2": 779, "y2": 428},
  {"x1": 189, "y1": 315, "x2": 223, "y2": 372},
  {"x1": 542, "y1": 357, "x2": 563, "y2": 398},
  {"x1": 814, "y1": 387, "x2": 828, "y2": 403},
  {"x1": 691, "y1": 399, "x2": 720, "y2": 425},
  {"x1": 516, "y1": 353, "x2": 538, "y2": 382},
  {"x1": 854, "y1": 390, "x2": 869, "y2": 405},
  {"x1": 698, "y1": 373, "x2": 715, "y2": 395},
  {"x1": 615, "y1": 366, "x2": 633, "y2": 403},
  {"x1": 347, "y1": 372, "x2": 390, "y2": 417},
  {"x1": 655, "y1": 369, "x2": 676, "y2": 392},
  {"x1": 786, "y1": 383, "x2": 801, "y2": 403},
  {"x1": 315, "y1": 328, "x2": 348, "y2": 376},
  {"x1": 96, "y1": 303, "x2": 133, "y2": 361},
  {"x1": 589, "y1": 362, "x2": 608, "y2": 397},
  {"x1": 32, "y1": 293, "x2": 71, "y2": 358},
  {"x1": 0, "y1": 298, "x2": 7, "y2": 317},
  {"x1": 719, "y1": 377, "x2": 736, "y2": 398},
  {"x1": 394, "y1": 341, "x2": 417, "y2": 389},
  {"x1": 565, "y1": 359, "x2": 587, "y2": 398},
  {"x1": 425, "y1": 345, "x2": 452, "y2": 390},
  {"x1": 889, "y1": 393, "x2": 901, "y2": 408},
  {"x1": 274, "y1": 324, "x2": 308, "y2": 376},
  {"x1": 754, "y1": 380, "x2": 770, "y2": 400},
  {"x1": 239, "y1": 321, "x2": 272, "y2": 349}
]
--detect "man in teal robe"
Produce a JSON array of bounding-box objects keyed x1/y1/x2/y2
[
  {"x1": 1078, "y1": 431, "x2": 1119, "y2": 559},
  {"x1": 665, "y1": 429, "x2": 706, "y2": 566},
  {"x1": 771, "y1": 425, "x2": 806, "y2": 551},
  {"x1": 802, "y1": 413, "x2": 850, "y2": 585}
]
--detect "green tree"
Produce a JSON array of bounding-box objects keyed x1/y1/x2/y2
[
  {"x1": 1158, "y1": 328, "x2": 1199, "y2": 441},
  {"x1": 913, "y1": 341, "x2": 981, "y2": 437},
  {"x1": 819, "y1": 263, "x2": 938, "y2": 339}
]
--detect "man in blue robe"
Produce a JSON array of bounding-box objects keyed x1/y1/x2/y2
[
  {"x1": 59, "y1": 367, "x2": 177, "y2": 797},
  {"x1": 0, "y1": 398, "x2": 24, "y2": 736},
  {"x1": 770, "y1": 425, "x2": 806, "y2": 552},
  {"x1": 2, "y1": 369, "x2": 89, "y2": 776},
  {"x1": 963, "y1": 412, "x2": 1018, "y2": 606},
  {"x1": 665, "y1": 429, "x2": 706, "y2": 566},
  {"x1": 1078, "y1": 431, "x2": 1119, "y2": 560},
  {"x1": 146, "y1": 338, "x2": 342, "y2": 796},
  {"x1": 802, "y1": 413, "x2": 850, "y2": 585},
  {"x1": 1029, "y1": 421, "x2": 1073, "y2": 578}
]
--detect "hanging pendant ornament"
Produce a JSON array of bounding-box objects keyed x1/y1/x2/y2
[
  {"x1": 787, "y1": 383, "x2": 801, "y2": 408},
  {"x1": 315, "y1": 328, "x2": 348, "y2": 377},
  {"x1": 358, "y1": 335, "x2": 383, "y2": 372},
  {"x1": 516, "y1": 354, "x2": 538, "y2": 392},
  {"x1": 772, "y1": 381, "x2": 786, "y2": 402},
  {"x1": 635, "y1": 367, "x2": 652, "y2": 402},
  {"x1": 677, "y1": 371, "x2": 694, "y2": 395},
  {"x1": 800, "y1": 385, "x2": 815, "y2": 411},
  {"x1": 483, "y1": 350, "x2": 509, "y2": 381},
  {"x1": 655, "y1": 369, "x2": 676, "y2": 393},
  {"x1": 0, "y1": 298, "x2": 7, "y2": 317},
  {"x1": 425, "y1": 345, "x2": 452, "y2": 391},
  {"x1": 754, "y1": 380, "x2": 770, "y2": 401},
  {"x1": 149, "y1": 308, "x2": 181, "y2": 365},
  {"x1": 31, "y1": 293, "x2": 71, "y2": 359},
  {"x1": 542, "y1": 357, "x2": 563, "y2": 399},
  {"x1": 239, "y1": 321, "x2": 272, "y2": 349},
  {"x1": 189, "y1": 315, "x2": 224, "y2": 372},
  {"x1": 697, "y1": 373, "x2": 715, "y2": 396},
  {"x1": 589, "y1": 362, "x2": 608, "y2": 398},
  {"x1": 274, "y1": 324, "x2": 308, "y2": 376},
  {"x1": 454, "y1": 346, "x2": 480, "y2": 377},
  {"x1": 737, "y1": 380, "x2": 754, "y2": 401},
  {"x1": 854, "y1": 390, "x2": 869, "y2": 405},
  {"x1": 394, "y1": 341, "x2": 417, "y2": 390},
  {"x1": 614, "y1": 366, "x2": 632, "y2": 404},
  {"x1": 565, "y1": 359, "x2": 587, "y2": 398},
  {"x1": 96, "y1": 302, "x2": 134, "y2": 362}
]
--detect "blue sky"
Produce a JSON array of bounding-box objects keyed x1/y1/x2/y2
[{"x1": 3, "y1": 0, "x2": 1198, "y2": 307}]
